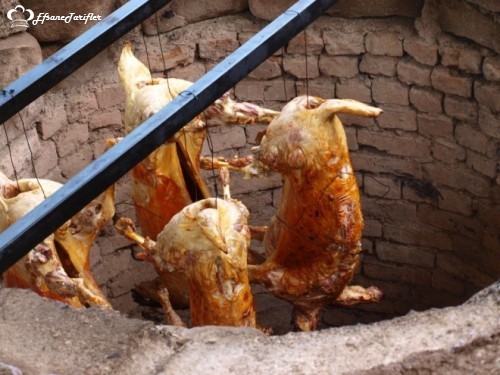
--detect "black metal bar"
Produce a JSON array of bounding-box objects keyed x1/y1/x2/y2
[
  {"x1": 0, "y1": 0, "x2": 173, "y2": 126},
  {"x1": 0, "y1": 0, "x2": 339, "y2": 274}
]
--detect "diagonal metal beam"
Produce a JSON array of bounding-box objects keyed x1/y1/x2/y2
[
  {"x1": 0, "y1": 0, "x2": 339, "y2": 274},
  {"x1": 0, "y1": 0, "x2": 173, "y2": 125}
]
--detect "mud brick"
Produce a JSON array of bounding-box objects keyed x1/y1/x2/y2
[
  {"x1": 478, "y1": 106, "x2": 500, "y2": 140},
  {"x1": 59, "y1": 146, "x2": 94, "y2": 179},
  {"x1": 139, "y1": 41, "x2": 195, "y2": 72},
  {"x1": 361, "y1": 197, "x2": 417, "y2": 223},
  {"x1": 423, "y1": 163, "x2": 490, "y2": 197},
  {"x1": 365, "y1": 32, "x2": 403, "y2": 57},
  {"x1": 474, "y1": 81, "x2": 500, "y2": 113},
  {"x1": 95, "y1": 86, "x2": 124, "y2": 110},
  {"x1": 287, "y1": 29, "x2": 324, "y2": 55},
  {"x1": 384, "y1": 223, "x2": 453, "y2": 251},
  {"x1": 107, "y1": 261, "x2": 155, "y2": 298},
  {"x1": 483, "y1": 227, "x2": 500, "y2": 254},
  {"x1": 33, "y1": 140, "x2": 58, "y2": 178},
  {"x1": 467, "y1": 0, "x2": 500, "y2": 12},
  {"x1": 401, "y1": 184, "x2": 436, "y2": 205},
  {"x1": 357, "y1": 130, "x2": 431, "y2": 160},
  {"x1": 89, "y1": 110, "x2": 122, "y2": 130},
  {"x1": 475, "y1": 200, "x2": 500, "y2": 230},
  {"x1": 323, "y1": 30, "x2": 365, "y2": 55},
  {"x1": 228, "y1": 172, "x2": 282, "y2": 195},
  {"x1": 436, "y1": 253, "x2": 496, "y2": 288},
  {"x1": 409, "y1": 86, "x2": 442, "y2": 113},
  {"x1": 417, "y1": 204, "x2": 461, "y2": 232},
  {"x1": 351, "y1": 152, "x2": 422, "y2": 177},
  {"x1": 168, "y1": 62, "x2": 206, "y2": 81},
  {"x1": 336, "y1": 77, "x2": 372, "y2": 103},
  {"x1": 55, "y1": 122, "x2": 89, "y2": 158},
  {"x1": 93, "y1": 249, "x2": 132, "y2": 286},
  {"x1": 455, "y1": 123, "x2": 489, "y2": 154},
  {"x1": 443, "y1": 95, "x2": 478, "y2": 122},
  {"x1": 431, "y1": 67, "x2": 473, "y2": 98},
  {"x1": 264, "y1": 78, "x2": 296, "y2": 101},
  {"x1": 439, "y1": 0, "x2": 500, "y2": 54},
  {"x1": 397, "y1": 58, "x2": 432, "y2": 87},
  {"x1": 483, "y1": 56, "x2": 500, "y2": 82},
  {"x1": 199, "y1": 36, "x2": 239, "y2": 60},
  {"x1": 372, "y1": 77, "x2": 409, "y2": 106},
  {"x1": 234, "y1": 79, "x2": 266, "y2": 101},
  {"x1": 466, "y1": 150, "x2": 497, "y2": 179},
  {"x1": 376, "y1": 241, "x2": 435, "y2": 268},
  {"x1": 344, "y1": 126, "x2": 358, "y2": 151},
  {"x1": 363, "y1": 218, "x2": 382, "y2": 238},
  {"x1": 204, "y1": 126, "x2": 246, "y2": 152},
  {"x1": 249, "y1": 57, "x2": 282, "y2": 80},
  {"x1": 432, "y1": 270, "x2": 465, "y2": 296},
  {"x1": 295, "y1": 77, "x2": 335, "y2": 99},
  {"x1": 36, "y1": 103, "x2": 67, "y2": 140},
  {"x1": 417, "y1": 113, "x2": 453, "y2": 138},
  {"x1": 363, "y1": 258, "x2": 432, "y2": 286},
  {"x1": 319, "y1": 55, "x2": 359, "y2": 78},
  {"x1": 376, "y1": 104, "x2": 417, "y2": 131},
  {"x1": 364, "y1": 175, "x2": 401, "y2": 199},
  {"x1": 440, "y1": 46, "x2": 482, "y2": 74},
  {"x1": 432, "y1": 138, "x2": 466, "y2": 164},
  {"x1": 0, "y1": 127, "x2": 41, "y2": 176},
  {"x1": 283, "y1": 54, "x2": 319, "y2": 79},
  {"x1": 66, "y1": 91, "x2": 99, "y2": 124},
  {"x1": 359, "y1": 54, "x2": 398, "y2": 77},
  {"x1": 437, "y1": 187, "x2": 473, "y2": 216},
  {"x1": 403, "y1": 37, "x2": 438, "y2": 66}
]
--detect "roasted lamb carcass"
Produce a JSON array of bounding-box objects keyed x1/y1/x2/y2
[
  {"x1": 117, "y1": 42, "x2": 278, "y2": 307},
  {"x1": 0, "y1": 172, "x2": 113, "y2": 308},
  {"x1": 250, "y1": 96, "x2": 384, "y2": 331},
  {"x1": 115, "y1": 184, "x2": 256, "y2": 327}
]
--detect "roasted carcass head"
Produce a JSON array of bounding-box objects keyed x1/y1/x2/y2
[
  {"x1": 115, "y1": 195, "x2": 256, "y2": 328},
  {"x1": 250, "y1": 96, "x2": 383, "y2": 330},
  {"x1": 0, "y1": 172, "x2": 112, "y2": 308},
  {"x1": 117, "y1": 42, "x2": 278, "y2": 307}
]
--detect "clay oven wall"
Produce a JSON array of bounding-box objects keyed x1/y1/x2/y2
[{"x1": 0, "y1": 0, "x2": 498, "y2": 329}]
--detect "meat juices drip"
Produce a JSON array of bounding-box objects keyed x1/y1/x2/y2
[
  {"x1": 117, "y1": 42, "x2": 278, "y2": 307},
  {"x1": 115, "y1": 196, "x2": 256, "y2": 328},
  {"x1": 0, "y1": 171, "x2": 113, "y2": 308},
  {"x1": 250, "y1": 96, "x2": 384, "y2": 331}
]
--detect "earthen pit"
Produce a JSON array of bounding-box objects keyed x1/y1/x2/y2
[{"x1": 0, "y1": 0, "x2": 498, "y2": 335}]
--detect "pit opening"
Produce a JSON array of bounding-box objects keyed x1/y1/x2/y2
[{"x1": 0, "y1": 0, "x2": 498, "y2": 338}]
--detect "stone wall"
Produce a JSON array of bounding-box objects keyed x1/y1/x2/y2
[{"x1": 0, "y1": 0, "x2": 498, "y2": 330}]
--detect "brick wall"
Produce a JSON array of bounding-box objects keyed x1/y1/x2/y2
[{"x1": 0, "y1": 0, "x2": 498, "y2": 327}]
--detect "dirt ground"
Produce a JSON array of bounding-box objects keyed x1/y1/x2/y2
[{"x1": 0, "y1": 281, "x2": 498, "y2": 375}]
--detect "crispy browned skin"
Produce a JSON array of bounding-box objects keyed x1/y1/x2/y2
[
  {"x1": 118, "y1": 42, "x2": 278, "y2": 307},
  {"x1": 118, "y1": 42, "x2": 278, "y2": 239},
  {"x1": 250, "y1": 96, "x2": 383, "y2": 331},
  {"x1": 0, "y1": 172, "x2": 112, "y2": 308},
  {"x1": 115, "y1": 196, "x2": 256, "y2": 328}
]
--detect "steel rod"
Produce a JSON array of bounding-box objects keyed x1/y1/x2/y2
[
  {"x1": 0, "y1": 0, "x2": 173, "y2": 126},
  {"x1": 0, "y1": 0, "x2": 339, "y2": 273}
]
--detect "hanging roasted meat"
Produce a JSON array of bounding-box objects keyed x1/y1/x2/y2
[
  {"x1": 0, "y1": 171, "x2": 113, "y2": 308},
  {"x1": 114, "y1": 171, "x2": 256, "y2": 327},
  {"x1": 117, "y1": 42, "x2": 278, "y2": 307},
  {"x1": 249, "y1": 96, "x2": 384, "y2": 331}
]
